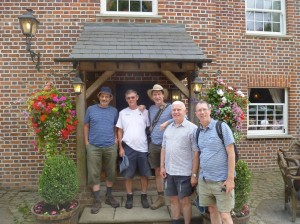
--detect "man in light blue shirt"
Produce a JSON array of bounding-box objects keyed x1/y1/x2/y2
[
  {"x1": 195, "y1": 100, "x2": 235, "y2": 224},
  {"x1": 160, "y1": 101, "x2": 199, "y2": 224}
]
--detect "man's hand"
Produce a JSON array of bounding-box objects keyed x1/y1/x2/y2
[
  {"x1": 119, "y1": 147, "x2": 125, "y2": 157},
  {"x1": 138, "y1": 105, "x2": 146, "y2": 112},
  {"x1": 160, "y1": 167, "x2": 167, "y2": 178},
  {"x1": 223, "y1": 178, "x2": 235, "y2": 193},
  {"x1": 191, "y1": 176, "x2": 198, "y2": 187},
  {"x1": 160, "y1": 121, "x2": 169, "y2": 130}
]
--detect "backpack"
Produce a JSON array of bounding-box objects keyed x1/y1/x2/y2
[{"x1": 195, "y1": 120, "x2": 239, "y2": 163}]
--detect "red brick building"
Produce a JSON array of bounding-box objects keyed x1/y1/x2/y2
[{"x1": 0, "y1": 0, "x2": 299, "y2": 190}]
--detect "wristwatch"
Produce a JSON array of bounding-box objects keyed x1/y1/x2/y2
[{"x1": 192, "y1": 173, "x2": 197, "y2": 177}]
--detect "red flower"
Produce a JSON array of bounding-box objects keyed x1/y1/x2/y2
[{"x1": 40, "y1": 115, "x2": 47, "y2": 122}]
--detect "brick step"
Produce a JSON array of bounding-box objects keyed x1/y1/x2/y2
[{"x1": 110, "y1": 175, "x2": 157, "y2": 191}]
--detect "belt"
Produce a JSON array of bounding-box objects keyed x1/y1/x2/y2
[{"x1": 202, "y1": 177, "x2": 225, "y2": 183}]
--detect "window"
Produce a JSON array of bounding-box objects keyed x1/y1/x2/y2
[
  {"x1": 245, "y1": 0, "x2": 286, "y2": 35},
  {"x1": 101, "y1": 0, "x2": 158, "y2": 16},
  {"x1": 248, "y1": 88, "x2": 288, "y2": 135}
]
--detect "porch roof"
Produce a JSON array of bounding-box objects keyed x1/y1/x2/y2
[{"x1": 54, "y1": 23, "x2": 211, "y2": 64}]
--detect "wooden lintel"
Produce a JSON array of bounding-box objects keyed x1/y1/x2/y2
[
  {"x1": 161, "y1": 70, "x2": 190, "y2": 98},
  {"x1": 85, "y1": 71, "x2": 115, "y2": 99},
  {"x1": 79, "y1": 62, "x2": 195, "y2": 73}
]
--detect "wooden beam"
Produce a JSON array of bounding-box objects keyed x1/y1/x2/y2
[
  {"x1": 79, "y1": 62, "x2": 195, "y2": 73},
  {"x1": 161, "y1": 70, "x2": 190, "y2": 98},
  {"x1": 85, "y1": 71, "x2": 115, "y2": 99}
]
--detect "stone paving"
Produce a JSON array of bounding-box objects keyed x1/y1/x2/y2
[{"x1": 0, "y1": 170, "x2": 290, "y2": 224}]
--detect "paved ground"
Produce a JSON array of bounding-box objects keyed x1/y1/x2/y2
[{"x1": 0, "y1": 170, "x2": 298, "y2": 224}]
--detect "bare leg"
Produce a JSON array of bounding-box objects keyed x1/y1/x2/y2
[
  {"x1": 209, "y1": 205, "x2": 222, "y2": 224},
  {"x1": 180, "y1": 196, "x2": 192, "y2": 224},
  {"x1": 140, "y1": 176, "x2": 148, "y2": 193},
  {"x1": 170, "y1": 196, "x2": 181, "y2": 220},
  {"x1": 220, "y1": 212, "x2": 233, "y2": 224}
]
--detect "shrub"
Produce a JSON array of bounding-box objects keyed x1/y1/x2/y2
[
  {"x1": 234, "y1": 160, "x2": 252, "y2": 213},
  {"x1": 38, "y1": 155, "x2": 78, "y2": 207}
]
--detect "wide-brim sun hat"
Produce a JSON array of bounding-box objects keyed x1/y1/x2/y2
[
  {"x1": 147, "y1": 84, "x2": 169, "y2": 100},
  {"x1": 97, "y1": 86, "x2": 113, "y2": 97}
]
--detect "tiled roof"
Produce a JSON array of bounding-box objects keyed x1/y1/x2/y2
[{"x1": 67, "y1": 23, "x2": 210, "y2": 62}]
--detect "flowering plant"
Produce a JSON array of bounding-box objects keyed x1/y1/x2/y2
[
  {"x1": 26, "y1": 82, "x2": 78, "y2": 157},
  {"x1": 204, "y1": 78, "x2": 248, "y2": 143}
]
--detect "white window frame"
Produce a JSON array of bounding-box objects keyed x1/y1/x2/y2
[
  {"x1": 247, "y1": 88, "x2": 288, "y2": 136},
  {"x1": 245, "y1": 0, "x2": 286, "y2": 35},
  {"x1": 101, "y1": 0, "x2": 158, "y2": 16}
]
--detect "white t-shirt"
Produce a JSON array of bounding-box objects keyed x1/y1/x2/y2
[{"x1": 116, "y1": 107, "x2": 150, "y2": 152}]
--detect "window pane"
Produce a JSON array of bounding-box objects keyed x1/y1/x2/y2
[
  {"x1": 264, "y1": 12, "x2": 271, "y2": 22},
  {"x1": 255, "y1": 22, "x2": 263, "y2": 31},
  {"x1": 247, "y1": 21, "x2": 254, "y2": 31},
  {"x1": 107, "y1": 0, "x2": 117, "y2": 11},
  {"x1": 142, "y1": 1, "x2": 152, "y2": 12},
  {"x1": 264, "y1": 0, "x2": 272, "y2": 9},
  {"x1": 255, "y1": 12, "x2": 263, "y2": 21},
  {"x1": 130, "y1": 1, "x2": 141, "y2": 12},
  {"x1": 272, "y1": 12, "x2": 280, "y2": 22},
  {"x1": 264, "y1": 22, "x2": 271, "y2": 31},
  {"x1": 247, "y1": 11, "x2": 254, "y2": 20},
  {"x1": 273, "y1": 0, "x2": 281, "y2": 10},
  {"x1": 273, "y1": 23, "x2": 280, "y2": 32},
  {"x1": 246, "y1": 0, "x2": 255, "y2": 8},
  {"x1": 119, "y1": 0, "x2": 129, "y2": 11},
  {"x1": 256, "y1": 0, "x2": 263, "y2": 9}
]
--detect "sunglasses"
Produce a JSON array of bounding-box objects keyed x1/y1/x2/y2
[{"x1": 126, "y1": 96, "x2": 136, "y2": 100}]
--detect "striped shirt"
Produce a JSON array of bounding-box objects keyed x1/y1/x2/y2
[
  {"x1": 196, "y1": 119, "x2": 235, "y2": 181},
  {"x1": 162, "y1": 119, "x2": 198, "y2": 176},
  {"x1": 84, "y1": 105, "x2": 118, "y2": 147}
]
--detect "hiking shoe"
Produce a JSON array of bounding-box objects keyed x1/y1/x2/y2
[
  {"x1": 150, "y1": 195, "x2": 165, "y2": 210},
  {"x1": 105, "y1": 195, "x2": 120, "y2": 208},
  {"x1": 125, "y1": 194, "x2": 133, "y2": 209},
  {"x1": 141, "y1": 194, "x2": 149, "y2": 208},
  {"x1": 91, "y1": 200, "x2": 101, "y2": 214}
]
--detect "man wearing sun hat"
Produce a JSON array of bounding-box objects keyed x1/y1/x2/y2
[
  {"x1": 147, "y1": 84, "x2": 172, "y2": 210},
  {"x1": 84, "y1": 86, "x2": 120, "y2": 214}
]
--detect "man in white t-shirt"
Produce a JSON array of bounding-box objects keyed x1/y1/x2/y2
[{"x1": 116, "y1": 89, "x2": 152, "y2": 209}]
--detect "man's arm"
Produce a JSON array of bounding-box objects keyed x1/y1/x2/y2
[
  {"x1": 117, "y1": 128, "x2": 124, "y2": 157},
  {"x1": 114, "y1": 126, "x2": 118, "y2": 144},
  {"x1": 160, "y1": 147, "x2": 166, "y2": 178},
  {"x1": 191, "y1": 151, "x2": 199, "y2": 187},
  {"x1": 225, "y1": 144, "x2": 235, "y2": 193},
  {"x1": 83, "y1": 123, "x2": 89, "y2": 145}
]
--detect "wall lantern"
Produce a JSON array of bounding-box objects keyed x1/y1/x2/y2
[
  {"x1": 18, "y1": 9, "x2": 41, "y2": 71},
  {"x1": 192, "y1": 76, "x2": 205, "y2": 100},
  {"x1": 71, "y1": 71, "x2": 84, "y2": 95},
  {"x1": 170, "y1": 88, "x2": 181, "y2": 102}
]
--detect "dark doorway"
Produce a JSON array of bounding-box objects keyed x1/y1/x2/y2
[{"x1": 116, "y1": 83, "x2": 154, "y2": 111}]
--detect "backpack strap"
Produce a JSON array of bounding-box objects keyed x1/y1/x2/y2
[
  {"x1": 195, "y1": 126, "x2": 201, "y2": 150},
  {"x1": 149, "y1": 103, "x2": 170, "y2": 132},
  {"x1": 216, "y1": 120, "x2": 224, "y2": 145}
]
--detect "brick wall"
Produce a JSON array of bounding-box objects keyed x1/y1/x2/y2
[{"x1": 0, "y1": 0, "x2": 299, "y2": 189}]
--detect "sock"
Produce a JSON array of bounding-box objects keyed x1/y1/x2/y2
[
  {"x1": 106, "y1": 187, "x2": 112, "y2": 196},
  {"x1": 158, "y1": 191, "x2": 164, "y2": 196},
  {"x1": 93, "y1": 190, "x2": 100, "y2": 202}
]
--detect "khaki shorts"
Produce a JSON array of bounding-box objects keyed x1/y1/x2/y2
[
  {"x1": 198, "y1": 179, "x2": 234, "y2": 213},
  {"x1": 148, "y1": 142, "x2": 162, "y2": 169},
  {"x1": 86, "y1": 143, "x2": 118, "y2": 186}
]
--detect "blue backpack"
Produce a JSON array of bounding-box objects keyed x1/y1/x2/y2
[{"x1": 195, "y1": 120, "x2": 239, "y2": 163}]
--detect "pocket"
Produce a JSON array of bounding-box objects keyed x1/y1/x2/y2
[{"x1": 179, "y1": 177, "x2": 191, "y2": 192}]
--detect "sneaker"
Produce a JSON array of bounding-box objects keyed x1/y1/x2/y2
[
  {"x1": 105, "y1": 195, "x2": 120, "y2": 208},
  {"x1": 125, "y1": 194, "x2": 133, "y2": 209},
  {"x1": 91, "y1": 200, "x2": 101, "y2": 214},
  {"x1": 150, "y1": 195, "x2": 165, "y2": 210},
  {"x1": 141, "y1": 194, "x2": 149, "y2": 208}
]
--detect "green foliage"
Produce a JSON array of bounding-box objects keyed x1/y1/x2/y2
[
  {"x1": 234, "y1": 160, "x2": 252, "y2": 212},
  {"x1": 38, "y1": 155, "x2": 78, "y2": 206}
]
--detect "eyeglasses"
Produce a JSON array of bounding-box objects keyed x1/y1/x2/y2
[
  {"x1": 196, "y1": 108, "x2": 209, "y2": 112},
  {"x1": 126, "y1": 96, "x2": 136, "y2": 100}
]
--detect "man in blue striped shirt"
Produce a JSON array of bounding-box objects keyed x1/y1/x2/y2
[
  {"x1": 195, "y1": 100, "x2": 235, "y2": 224},
  {"x1": 84, "y1": 87, "x2": 120, "y2": 214}
]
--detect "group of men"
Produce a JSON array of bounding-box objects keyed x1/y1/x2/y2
[{"x1": 84, "y1": 84, "x2": 236, "y2": 224}]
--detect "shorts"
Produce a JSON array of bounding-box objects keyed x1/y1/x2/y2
[
  {"x1": 122, "y1": 142, "x2": 152, "y2": 179},
  {"x1": 164, "y1": 174, "x2": 193, "y2": 199},
  {"x1": 148, "y1": 142, "x2": 162, "y2": 169},
  {"x1": 198, "y1": 179, "x2": 235, "y2": 213},
  {"x1": 86, "y1": 143, "x2": 118, "y2": 186}
]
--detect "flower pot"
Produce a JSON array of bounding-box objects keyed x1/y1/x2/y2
[{"x1": 31, "y1": 200, "x2": 80, "y2": 224}]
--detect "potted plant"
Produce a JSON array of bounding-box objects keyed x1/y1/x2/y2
[{"x1": 23, "y1": 81, "x2": 79, "y2": 223}]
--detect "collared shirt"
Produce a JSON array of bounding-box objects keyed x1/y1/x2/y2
[
  {"x1": 148, "y1": 104, "x2": 172, "y2": 145},
  {"x1": 162, "y1": 119, "x2": 198, "y2": 176},
  {"x1": 84, "y1": 105, "x2": 118, "y2": 147},
  {"x1": 196, "y1": 119, "x2": 235, "y2": 181},
  {"x1": 116, "y1": 107, "x2": 150, "y2": 152}
]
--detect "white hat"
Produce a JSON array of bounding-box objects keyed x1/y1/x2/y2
[{"x1": 147, "y1": 84, "x2": 169, "y2": 100}]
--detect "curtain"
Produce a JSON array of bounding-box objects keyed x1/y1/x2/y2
[{"x1": 269, "y1": 89, "x2": 283, "y2": 103}]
